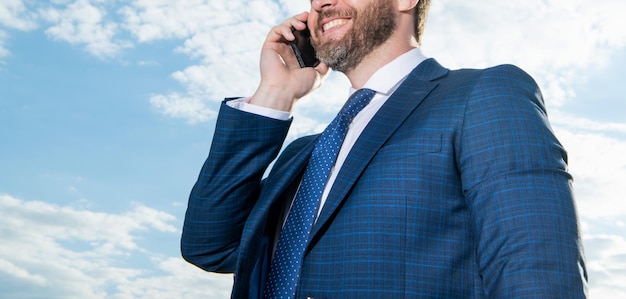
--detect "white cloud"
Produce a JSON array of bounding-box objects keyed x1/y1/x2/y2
[
  {"x1": 116, "y1": 1, "x2": 284, "y2": 121},
  {"x1": 40, "y1": 0, "x2": 130, "y2": 58},
  {"x1": 0, "y1": 194, "x2": 232, "y2": 298},
  {"x1": 0, "y1": 0, "x2": 38, "y2": 60},
  {"x1": 113, "y1": 257, "x2": 232, "y2": 299},
  {"x1": 422, "y1": 0, "x2": 626, "y2": 107},
  {"x1": 150, "y1": 91, "x2": 216, "y2": 124},
  {"x1": 0, "y1": 259, "x2": 47, "y2": 286},
  {"x1": 551, "y1": 115, "x2": 626, "y2": 296},
  {"x1": 553, "y1": 126, "x2": 626, "y2": 219},
  {"x1": 0, "y1": 0, "x2": 38, "y2": 31},
  {"x1": 121, "y1": 1, "x2": 252, "y2": 43},
  {"x1": 0, "y1": 30, "x2": 9, "y2": 59},
  {"x1": 553, "y1": 111, "x2": 626, "y2": 134},
  {"x1": 583, "y1": 233, "x2": 626, "y2": 298}
]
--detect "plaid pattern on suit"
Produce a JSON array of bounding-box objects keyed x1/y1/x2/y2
[{"x1": 181, "y1": 59, "x2": 588, "y2": 298}]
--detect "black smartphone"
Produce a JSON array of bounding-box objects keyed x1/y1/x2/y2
[{"x1": 290, "y1": 26, "x2": 320, "y2": 68}]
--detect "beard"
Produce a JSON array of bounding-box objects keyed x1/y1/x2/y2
[{"x1": 311, "y1": 0, "x2": 397, "y2": 73}]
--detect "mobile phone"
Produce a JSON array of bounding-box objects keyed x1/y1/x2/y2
[{"x1": 290, "y1": 26, "x2": 320, "y2": 68}]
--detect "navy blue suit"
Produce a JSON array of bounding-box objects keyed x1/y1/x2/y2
[{"x1": 181, "y1": 59, "x2": 588, "y2": 298}]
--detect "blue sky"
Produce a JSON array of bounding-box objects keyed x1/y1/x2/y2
[{"x1": 1, "y1": 0, "x2": 625, "y2": 298}]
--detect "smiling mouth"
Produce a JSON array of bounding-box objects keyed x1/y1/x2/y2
[{"x1": 323, "y1": 19, "x2": 349, "y2": 32}]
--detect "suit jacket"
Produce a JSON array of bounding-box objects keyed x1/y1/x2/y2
[{"x1": 181, "y1": 59, "x2": 588, "y2": 298}]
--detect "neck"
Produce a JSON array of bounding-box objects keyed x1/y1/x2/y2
[
  {"x1": 343, "y1": 22, "x2": 419, "y2": 89},
  {"x1": 344, "y1": 43, "x2": 416, "y2": 89}
]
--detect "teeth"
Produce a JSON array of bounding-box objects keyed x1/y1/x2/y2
[{"x1": 323, "y1": 19, "x2": 347, "y2": 32}]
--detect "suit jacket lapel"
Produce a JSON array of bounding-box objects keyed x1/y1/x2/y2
[
  {"x1": 241, "y1": 135, "x2": 317, "y2": 254},
  {"x1": 237, "y1": 134, "x2": 319, "y2": 291},
  {"x1": 262, "y1": 135, "x2": 316, "y2": 202},
  {"x1": 309, "y1": 58, "x2": 449, "y2": 242},
  {"x1": 250, "y1": 135, "x2": 318, "y2": 240}
]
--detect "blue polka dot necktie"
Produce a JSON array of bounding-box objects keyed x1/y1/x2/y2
[{"x1": 264, "y1": 88, "x2": 376, "y2": 299}]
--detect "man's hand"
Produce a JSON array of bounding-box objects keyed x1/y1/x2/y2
[{"x1": 250, "y1": 12, "x2": 330, "y2": 112}]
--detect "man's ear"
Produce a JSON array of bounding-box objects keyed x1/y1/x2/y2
[{"x1": 398, "y1": 0, "x2": 418, "y2": 12}]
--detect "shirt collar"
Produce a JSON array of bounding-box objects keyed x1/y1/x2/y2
[{"x1": 350, "y1": 48, "x2": 429, "y2": 96}]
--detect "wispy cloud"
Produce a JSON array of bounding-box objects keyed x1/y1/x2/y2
[
  {"x1": 117, "y1": 1, "x2": 276, "y2": 122},
  {"x1": 583, "y1": 232, "x2": 626, "y2": 298},
  {"x1": 0, "y1": 0, "x2": 38, "y2": 31},
  {"x1": 39, "y1": 1, "x2": 131, "y2": 59},
  {"x1": 0, "y1": 30, "x2": 10, "y2": 59},
  {"x1": 150, "y1": 92, "x2": 215, "y2": 124},
  {"x1": 553, "y1": 111, "x2": 626, "y2": 135},
  {"x1": 550, "y1": 116, "x2": 626, "y2": 296},
  {"x1": 0, "y1": 0, "x2": 38, "y2": 60},
  {"x1": 423, "y1": 0, "x2": 626, "y2": 107},
  {"x1": 554, "y1": 125, "x2": 626, "y2": 218},
  {"x1": 0, "y1": 194, "x2": 232, "y2": 298}
]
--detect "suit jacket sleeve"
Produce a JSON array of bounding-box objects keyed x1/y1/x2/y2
[
  {"x1": 458, "y1": 65, "x2": 587, "y2": 297},
  {"x1": 181, "y1": 99, "x2": 291, "y2": 273}
]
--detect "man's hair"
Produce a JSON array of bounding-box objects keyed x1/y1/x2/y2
[{"x1": 414, "y1": 0, "x2": 431, "y2": 45}]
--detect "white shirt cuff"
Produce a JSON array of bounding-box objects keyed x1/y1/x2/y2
[{"x1": 226, "y1": 97, "x2": 292, "y2": 121}]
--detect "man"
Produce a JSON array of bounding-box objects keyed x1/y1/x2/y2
[{"x1": 181, "y1": 0, "x2": 588, "y2": 298}]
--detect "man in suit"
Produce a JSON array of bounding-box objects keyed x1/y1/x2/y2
[{"x1": 181, "y1": 0, "x2": 588, "y2": 298}]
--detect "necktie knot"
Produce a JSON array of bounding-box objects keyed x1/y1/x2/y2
[{"x1": 338, "y1": 88, "x2": 376, "y2": 122}]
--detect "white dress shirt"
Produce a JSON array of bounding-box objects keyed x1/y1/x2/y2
[{"x1": 228, "y1": 48, "x2": 428, "y2": 218}]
